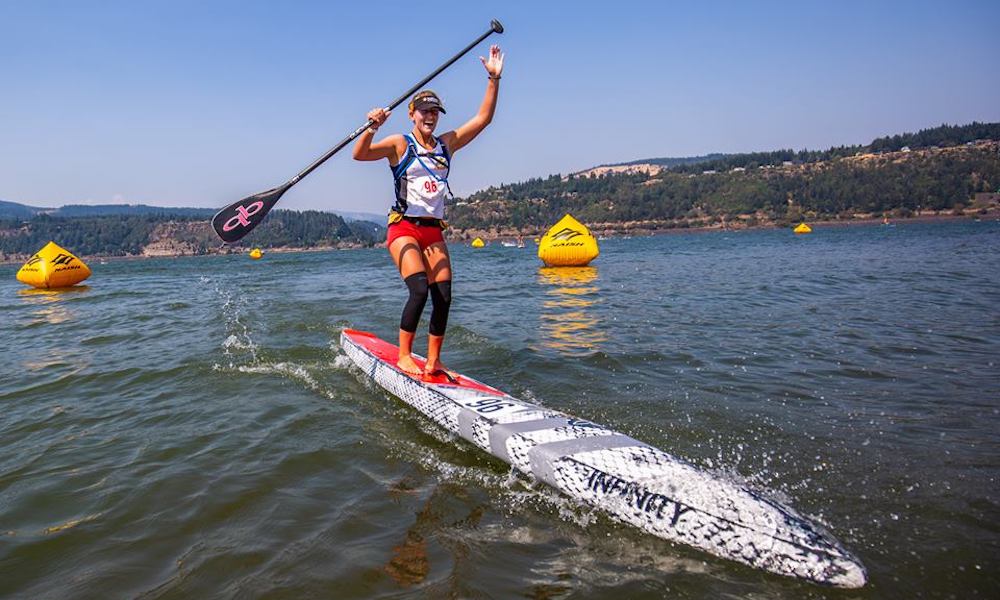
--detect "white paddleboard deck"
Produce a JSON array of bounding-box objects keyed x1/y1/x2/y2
[{"x1": 340, "y1": 329, "x2": 866, "y2": 587}]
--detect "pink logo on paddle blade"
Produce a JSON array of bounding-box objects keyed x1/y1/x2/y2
[{"x1": 222, "y1": 201, "x2": 265, "y2": 231}]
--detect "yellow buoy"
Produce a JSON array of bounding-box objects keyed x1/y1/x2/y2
[
  {"x1": 793, "y1": 223, "x2": 812, "y2": 234},
  {"x1": 249, "y1": 248, "x2": 263, "y2": 260},
  {"x1": 538, "y1": 214, "x2": 599, "y2": 267},
  {"x1": 16, "y1": 241, "x2": 92, "y2": 289},
  {"x1": 471, "y1": 237, "x2": 485, "y2": 248}
]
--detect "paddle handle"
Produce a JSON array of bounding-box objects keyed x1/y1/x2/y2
[
  {"x1": 384, "y1": 19, "x2": 504, "y2": 113},
  {"x1": 288, "y1": 19, "x2": 504, "y2": 186}
]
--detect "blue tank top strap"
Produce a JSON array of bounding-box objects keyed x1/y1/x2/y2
[
  {"x1": 438, "y1": 136, "x2": 450, "y2": 162},
  {"x1": 410, "y1": 135, "x2": 450, "y2": 184},
  {"x1": 392, "y1": 134, "x2": 419, "y2": 180}
]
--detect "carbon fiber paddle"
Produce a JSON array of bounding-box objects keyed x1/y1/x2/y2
[{"x1": 212, "y1": 19, "x2": 504, "y2": 243}]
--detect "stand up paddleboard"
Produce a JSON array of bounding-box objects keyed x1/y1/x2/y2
[{"x1": 340, "y1": 329, "x2": 866, "y2": 587}]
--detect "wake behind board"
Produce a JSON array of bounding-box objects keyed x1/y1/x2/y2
[{"x1": 340, "y1": 329, "x2": 866, "y2": 588}]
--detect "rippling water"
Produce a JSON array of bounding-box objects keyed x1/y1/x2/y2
[{"x1": 1, "y1": 221, "x2": 997, "y2": 599}]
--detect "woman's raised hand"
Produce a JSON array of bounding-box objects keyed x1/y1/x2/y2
[
  {"x1": 367, "y1": 107, "x2": 391, "y2": 130},
  {"x1": 480, "y1": 44, "x2": 504, "y2": 79}
]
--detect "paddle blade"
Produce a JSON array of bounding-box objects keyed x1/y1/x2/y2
[{"x1": 211, "y1": 185, "x2": 288, "y2": 243}]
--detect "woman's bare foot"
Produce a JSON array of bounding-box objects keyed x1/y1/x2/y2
[
  {"x1": 422, "y1": 360, "x2": 458, "y2": 381},
  {"x1": 397, "y1": 354, "x2": 422, "y2": 375}
]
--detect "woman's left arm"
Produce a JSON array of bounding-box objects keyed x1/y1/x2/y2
[{"x1": 442, "y1": 45, "x2": 504, "y2": 153}]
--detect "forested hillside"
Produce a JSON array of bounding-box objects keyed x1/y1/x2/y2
[
  {"x1": 2, "y1": 122, "x2": 997, "y2": 258},
  {"x1": 0, "y1": 210, "x2": 383, "y2": 260},
  {"x1": 447, "y1": 123, "x2": 1000, "y2": 236}
]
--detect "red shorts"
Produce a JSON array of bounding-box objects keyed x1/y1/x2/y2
[{"x1": 386, "y1": 218, "x2": 445, "y2": 250}]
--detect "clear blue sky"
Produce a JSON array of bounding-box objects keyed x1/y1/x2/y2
[{"x1": 2, "y1": 0, "x2": 998, "y2": 214}]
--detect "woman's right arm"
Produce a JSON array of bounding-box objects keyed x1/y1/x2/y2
[{"x1": 352, "y1": 107, "x2": 402, "y2": 162}]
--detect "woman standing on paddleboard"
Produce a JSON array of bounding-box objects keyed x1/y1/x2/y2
[{"x1": 353, "y1": 44, "x2": 504, "y2": 376}]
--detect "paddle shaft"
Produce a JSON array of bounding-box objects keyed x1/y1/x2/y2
[
  {"x1": 211, "y1": 19, "x2": 502, "y2": 243},
  {"x1": 287, "y1": 21, "x2": 502, "y2": 187}
]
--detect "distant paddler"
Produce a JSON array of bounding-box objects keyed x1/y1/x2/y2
[{"x1": 352, "y1": 44, "x2": 505, "y2": 377}]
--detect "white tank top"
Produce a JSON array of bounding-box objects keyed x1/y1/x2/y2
[{"x1": 391, "y1": 134, "x2": 451, "y2": 219}]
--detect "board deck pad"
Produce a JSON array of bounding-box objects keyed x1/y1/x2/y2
[{"x1": 340, "y1": 329, "x2": 866, "y2": 587}]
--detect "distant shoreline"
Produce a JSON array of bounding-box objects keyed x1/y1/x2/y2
[
  {"x1": 448, "y1": 210, "x2": 999, "y2": 244},
  {"x1": 656, "y1": 211, "x2": 998, "y2": 236},
  {"x1": 1, "y1": 212, "x2": 996, "y2": 266},
  {"x1": 0, "y1": 241, "x2": 366, "y2": 266}
]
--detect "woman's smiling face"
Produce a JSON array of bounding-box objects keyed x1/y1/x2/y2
[{"x1": 411, "y1": 107, "x2": 440, "y2": 135}]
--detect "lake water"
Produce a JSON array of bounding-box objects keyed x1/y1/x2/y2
[{"x1": 1, "y1": 221, "x2": 997, "y2": 599}]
